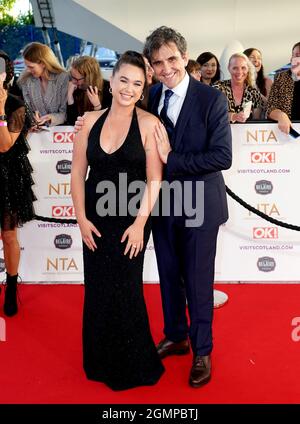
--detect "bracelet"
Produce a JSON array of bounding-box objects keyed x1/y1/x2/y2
[
  {"x1": 0, "y1": 121, "x2": 7, "y2": 127},
  {"x1": 93, "y1": 103, "x2": 101, "y2": 109}
]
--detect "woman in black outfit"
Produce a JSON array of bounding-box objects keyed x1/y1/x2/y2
[
  {"x1": 71, "y1": 51, "x2": 164, "y2": 390},
  {"x1": 0, "y1": 51, "x2": 36, "y2": 316}
]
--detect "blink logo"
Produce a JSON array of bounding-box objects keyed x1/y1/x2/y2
[
  {"x1": 255, "y1": 180, "x2": 273, "y2": 195},
  {"x1": 0, "y1": 258, "x2": 5, "y2": 273},
  {"x1": 56, "y1": 160, "x2": 72, "y2": 175},
  {"x1": 257, "y1": 256, "x2": 276, "y2": 272},
  {"x1": 54, "y1": 234, "x2": 73, "y2": 249}
]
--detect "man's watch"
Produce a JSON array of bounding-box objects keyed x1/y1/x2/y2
[{"x1": 0, "y1": 114, "x2": 7, "y2": 121}]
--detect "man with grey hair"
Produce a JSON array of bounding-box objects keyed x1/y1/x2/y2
[{"x1": 144, "y1": 26, "x2": 232, "y2": 387}]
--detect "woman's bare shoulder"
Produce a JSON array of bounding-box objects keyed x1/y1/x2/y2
[
  {"x1": 136, "y1": 107, "x2": 159, "y2": 127},
  {"x1": 83, "y1": 109, "x2": 107, "y2": 128}
]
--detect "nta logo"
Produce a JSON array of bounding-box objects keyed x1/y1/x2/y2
[
  {"x1": 49, "y1": 183, "x2": 71, "y2": 196},
  {"x1": 248, "y1": 203, "x2": 280, "y2": 217},
  {"x1": 246, "y1": 130, "x2": 278, "y2": 144},
  {"x1": 53, "y1": 132, "x2": 74, "y2": 143},
  {"x1": 47, "y1": 257, "x2": 78, "y2": 272},
  {"x1": 56, "y1": 160, "x2": 72, "y2": 175},
  {"x1": 253, "y1": 227, "x2": 278, "y2": 239},
  {"x1": 251, "y1": 152, "x2": 275, "y2": 163},
  {"x1": 257, "y1": 256, "x2": 276, "y2": 272},
  {"x1": 255, "y1": 180, "x2": 273, "y2": 195},
  {"x1": 54, "y1": 234, "x2": 73, "y2": 249}
]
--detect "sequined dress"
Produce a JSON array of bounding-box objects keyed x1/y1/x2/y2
[
  {"x1": 82, "y1": 108, "x2": 164, "y2": 390},
  {"x1": 0, "y1": 94, "x2": 36, "y2": 230}
]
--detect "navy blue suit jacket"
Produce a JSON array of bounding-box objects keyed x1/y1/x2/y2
[{"x1": 148, "y1": 77, "x2": 232, "y2": 229}]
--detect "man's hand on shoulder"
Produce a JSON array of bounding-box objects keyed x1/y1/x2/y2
[
  {"x1": 74, "y1": 114, "x2": 87, "y2": 133},
  {"x1": 154, "y1": 121, "x2": 172, "y2": 164}
]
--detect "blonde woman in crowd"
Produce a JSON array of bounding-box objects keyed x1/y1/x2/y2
[
  {"x1": 213, "y1": 52, "x2": 263, "y2": 123},
  {"x1": 18, "y1": 42, "x2": 68, "y2": 127},
  {"x1": 67, "y1": 55, "x2": 112, "y2": 125}
]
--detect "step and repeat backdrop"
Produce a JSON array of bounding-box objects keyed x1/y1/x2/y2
[{"x1": 0, "y1": 123, "x2": 300, "y2": 282}]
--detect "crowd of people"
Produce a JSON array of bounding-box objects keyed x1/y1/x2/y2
[
  {"x1": 3, "y1": 39, "x2": 300, "y2": 132},
  {"x1": 0, "y1": 31, "x2": 300, "y2": 392}
]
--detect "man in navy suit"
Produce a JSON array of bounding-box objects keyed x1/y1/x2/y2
[{"x1": 144, "y1": 26, "x2": 232, "y2": 387}]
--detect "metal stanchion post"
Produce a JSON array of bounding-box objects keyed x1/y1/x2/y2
[{"x1": 213, "y1": 289, "x2": 228, "y2": 308}]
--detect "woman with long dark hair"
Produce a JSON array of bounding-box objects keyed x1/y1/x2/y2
[
  {"x1": 244, "y1": 47, "x2": 273, "y2": 98},
  {"x1": 71, "y1": 51, "x2": 164, "y2": 390}
]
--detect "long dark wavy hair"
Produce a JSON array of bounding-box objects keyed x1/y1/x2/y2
[{"x1": 243, "y1": 48, "x2": 267, "y2": 97}]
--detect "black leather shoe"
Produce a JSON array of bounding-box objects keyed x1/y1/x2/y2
[
  {"x1": 189, "y1": 355, "x2": 211, "y2": 388},
  {"x1": 156, "y1": 337, "x2": 190, "y2": 359}
]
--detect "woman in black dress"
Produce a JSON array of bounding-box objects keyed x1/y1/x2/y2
[
  {"x1": 0, "y1": 51, "x2": 36, "y2": 316},
  {"x1": 71, "y1": 51, "x2": 164, "y2": 390}
]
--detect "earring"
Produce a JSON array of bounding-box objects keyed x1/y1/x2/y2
[
  {"x1": 140, "y1": 94, "x2": 144, "y2": 101},
  {"x1": 109, "y1": 87, "x2": 112, "y2": 94}
]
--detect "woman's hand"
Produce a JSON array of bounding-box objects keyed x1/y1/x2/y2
[
  {"x1": 34, "y1": 111, "x2": 51, "y2": 126},
  {"x1": 87, "y1": 86, "x2": 101, "y2": 109},
  {"x1": 78, "y1": 217, "x2": 101, "y2": 251},
  {"x1": 278, "y1": 113, "x2": 291, "y2": 135},
  {"x1": 121, "y1": 222, "x2": 144, "y2": 259},
  {"x1": 67, "y1": 81, "x2": 77, "y2": 104},
  {"x1": 234, "y1": 111, "x2": 248, "y2": 123}
]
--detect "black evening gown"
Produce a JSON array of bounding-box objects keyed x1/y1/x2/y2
[
  {"x1": 82, "y1": 108, "x2": 164, "y2": 390},
  {"x1": 0, "y1": 94, "x2": 36, "y2": 230}
]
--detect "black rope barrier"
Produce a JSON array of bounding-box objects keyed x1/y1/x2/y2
[
  {"x1": 34, "y1": 214, "x2": 77, "y2": 225},
  {"x1": 33, "y1": 187, "x2": 300, "y2": 231},
  {"x1": 225, "y1": 186, "x2": 300, "y2": 231}
]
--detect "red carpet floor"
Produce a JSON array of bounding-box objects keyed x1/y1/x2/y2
[{"x1": 0, "y1": 283, "x2": 300, "y2": 404}]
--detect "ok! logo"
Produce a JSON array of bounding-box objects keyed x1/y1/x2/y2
[{"x1": 53, "y1": 132, "x2": 75, "y2": 143}]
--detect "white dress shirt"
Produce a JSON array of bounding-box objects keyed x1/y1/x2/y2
[{"x1": 158, "y1": 72, "x2": 190, "y2": 126}]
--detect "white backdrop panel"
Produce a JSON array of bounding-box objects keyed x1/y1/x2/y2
[{"x1": 1, "y1": 123, "x2": 300, "y2": 282}]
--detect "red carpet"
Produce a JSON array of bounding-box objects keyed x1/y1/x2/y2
[{"x1": 0, "y1": 283, "x2": 300, "y2": 404}]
